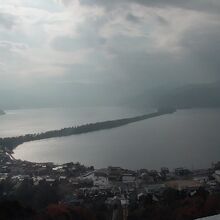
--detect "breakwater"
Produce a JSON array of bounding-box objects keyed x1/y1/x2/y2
[{"x1": 0, "y1": 109, "x2": 176, "y2": 151}]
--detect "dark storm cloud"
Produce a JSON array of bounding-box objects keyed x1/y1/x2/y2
[
  {"x1": 53, "y1": 0, "x2": 220, "y2": 88},
  {"x1": 155, "y1": 15, "x2": 169, "y2": 26},
  {"x1": 1, "y1": 0, "x2": 220, "y2": 109},
  {"x1": 79, "y1": 0, "x2": 220, "y2": 14},
  {"x1": 181, "y1": 24, "x2": 220, "y2": 78},
  {"x1": 126, "y1": 13, "x2": 141, "y2": 23}
]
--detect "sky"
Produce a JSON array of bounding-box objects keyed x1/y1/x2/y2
[{"x1": 0, "y1": 0, "x2": 220, "y2": 108}]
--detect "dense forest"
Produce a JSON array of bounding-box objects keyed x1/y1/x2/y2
[
  {"x1": 0, "y1": 108, "x2": 175, "y2": 151},
  {"x1": 0, "y1": 186, "x2": 219, "y2": 220}
]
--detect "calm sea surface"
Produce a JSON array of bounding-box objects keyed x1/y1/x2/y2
[{"x1": 1, "y1": 107, "x2": 220, "y2": 170}]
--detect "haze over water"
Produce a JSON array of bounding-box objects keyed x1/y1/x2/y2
[
  {"x1": 0, "y1": 107, "x2": 145, "y2": 138},
  {"x1": 1, "y1": 107, "x2": 218, "y2": 170},
  {"x1": 0, "y1": 0, "x2": 219, "y2": 171}
]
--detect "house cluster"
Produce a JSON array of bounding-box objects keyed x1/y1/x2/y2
[
  {"x1": 0, "y1": 149, "x2": 220, "y2": 215},
  {"x1": 0, "y1": 149, "x2": 94, "y2": 187}
]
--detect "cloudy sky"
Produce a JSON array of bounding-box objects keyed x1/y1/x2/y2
[{"x1": 0, "y1": 0, "x2": 220, "y2": 108}]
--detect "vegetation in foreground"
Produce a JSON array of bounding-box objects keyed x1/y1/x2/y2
[{"x1": 0, "y1": 187, "x2": 220, "y2": 220}]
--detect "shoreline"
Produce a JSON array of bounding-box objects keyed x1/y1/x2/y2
[
  {"x1": 0, "y1": 108, "x2": 176, "y2": 152},
  {"x1": 1, "y1": 148, "x2": 218, "y2": 173}
]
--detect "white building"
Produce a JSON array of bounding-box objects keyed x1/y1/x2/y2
[
  {"x1": 82, "y1": 171, "x2": 109, "y2": 187},
  {"x1": 122, "y1": 174, "x2": 136, "y2": 183},
  {"x1": 213, "y1": 170, "x2": 220, "y2": 183}
]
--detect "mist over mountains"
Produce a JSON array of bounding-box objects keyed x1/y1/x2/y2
[
  {"x1": 1, "y1": 81, "x2": 220, "y2": 110},
  {"x1": 129, "y1": 81, "x2": 220, "y2": 109},
  {"x1": 0, "y1": 0, "x2": 220, "y2": 112}
]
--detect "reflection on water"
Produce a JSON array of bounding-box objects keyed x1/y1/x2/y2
[
  {"x1": 13, "y1": 108, "x2": 220, "y2": 170},
  {"x1": 0, "y1": 107, "x2": 145, "y2": 138}
]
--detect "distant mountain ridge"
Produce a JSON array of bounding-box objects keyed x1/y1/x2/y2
[{"x1": 133, "y1": 82, "x2": 220, "y2": 109}]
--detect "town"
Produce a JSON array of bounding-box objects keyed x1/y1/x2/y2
[{"x1": 0, "y1": 148, "x2": 220, "y2": 220}]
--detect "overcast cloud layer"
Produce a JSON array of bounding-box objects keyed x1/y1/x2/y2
[{"x1": 0, "y1": 0, "x2": 220, "y2": 108}]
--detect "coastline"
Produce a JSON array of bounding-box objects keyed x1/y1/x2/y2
[{"x1": 0, "y1": 109, "x2": 176, "y2": 152}]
